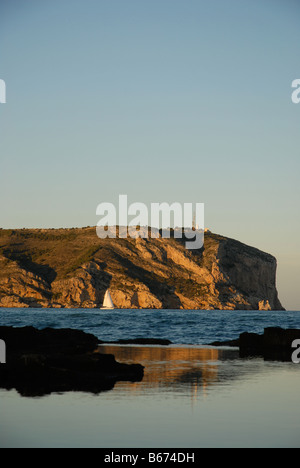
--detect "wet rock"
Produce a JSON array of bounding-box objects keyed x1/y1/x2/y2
[
  {"x1": 0, "y1": 326, "x2": 99, "y2": 355},
  {"x1": 208, "y1": 338, "x2": 240, "y2": 347},
  {"x1": 239, "y1": 327, "x2": 300, "y2": 360},
  {"x1": 0, "y1": 326, "x2": 144, "y2": 396},
  {"x1": 112, "y1": 338, "x2": 172, "y2": 345},
  {"x1": 210, "y1": 327, "x2": 300, "y2": 361}
]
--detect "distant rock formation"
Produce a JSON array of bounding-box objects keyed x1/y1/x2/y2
[
  {"x1": 0, "y1": 227, "x2": 284, "y2": 310},
  {"x1": 258, "y1": 300, "x2": 271, "y2": 311},
  {"x1": 110, "y1": 338, "x2": 172, "y2": 345}
]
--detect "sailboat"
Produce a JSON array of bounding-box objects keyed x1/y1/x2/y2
[{"x1": 101, "y1": 289, "x2": 114, "y2": 310}]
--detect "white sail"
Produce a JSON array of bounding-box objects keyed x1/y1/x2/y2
[{"x1": 101, "y1": 290, "x2": 114, "y2": 309}]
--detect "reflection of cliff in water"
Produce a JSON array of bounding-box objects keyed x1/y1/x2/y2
[{"x1": 98, "y1": 345, "x2": 241, "y2": 397}]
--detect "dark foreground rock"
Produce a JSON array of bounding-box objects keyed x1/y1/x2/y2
[
  {"x1": 239, "y1": 327, "x2": 300, "y2": 360},
  {"x1": 210, "y1": 327, "x2": 300, "y2": 361},
  {"x1": 208, "y1": 338, "x2": 240, "y2": 347},
  {"x1": 0, "y1": 326, "x2": 144, "y2": 396}
]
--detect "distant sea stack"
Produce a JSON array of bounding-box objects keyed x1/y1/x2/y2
[{"x1": 0, "y1": 227, "x2": 284, "y2": 311}]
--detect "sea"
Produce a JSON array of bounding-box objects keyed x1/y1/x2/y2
[
  {"x1": 1, "y1": 308, "x2": 300, "y2": 449},
  {"x1": 1, "y1": 307, "x2": 300, "y2": 345}
]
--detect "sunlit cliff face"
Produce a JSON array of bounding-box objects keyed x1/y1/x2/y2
[{"x1": 0, "y1": 228, "x2": 284, "y2": 310}]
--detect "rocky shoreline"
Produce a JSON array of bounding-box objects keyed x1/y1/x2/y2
[
  {"x1": 0, "y1": 325, "x2": 298, "y2": 397},
  {"x1": 0, "y1": 326, "x2": 144, "y2": 396},
  {"x1": 210, "y1": 327, "x2": 300, "y2": 361}
]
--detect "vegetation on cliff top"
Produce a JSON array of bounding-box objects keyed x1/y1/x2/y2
[{"x1": 0, "y1": 227, "x2": 284, "y2": 310}]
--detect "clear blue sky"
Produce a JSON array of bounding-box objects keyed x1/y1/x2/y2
[{"x1": 0, "y1": 0, "x2": 299, "y2": 309}]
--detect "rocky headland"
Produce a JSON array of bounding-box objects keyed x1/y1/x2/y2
[{"x1": 0, "y1": 227, "x2": 284, "y2": 310}]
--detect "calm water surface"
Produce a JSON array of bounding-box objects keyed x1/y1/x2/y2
[{"x1": 1, "y1": 308, "x2": 300, "y2": 448}]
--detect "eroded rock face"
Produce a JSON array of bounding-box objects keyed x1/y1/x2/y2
[
  {"x1": 0, "y1": 228, "x2": 284, "y2": 310},
  {"x1": 0, "y1": 256, "x2": 52, "y2": 308},
  {"x1": 51, "y1": 262, "x2": 110, "y2": 308},
  {"x1": 258, "y1": 300, "x2": 272, "y2": 311},
  {"x1": 216, "y1": 238, "x2": 283, "y2": 310}
]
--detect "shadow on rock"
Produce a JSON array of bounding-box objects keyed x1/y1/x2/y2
[
  {"x1": 0, "y1": 326, "x2": 144, "y2": 397},
  {"x1": 210, "y1": 327, "x2": 300, "y2": 362}
]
